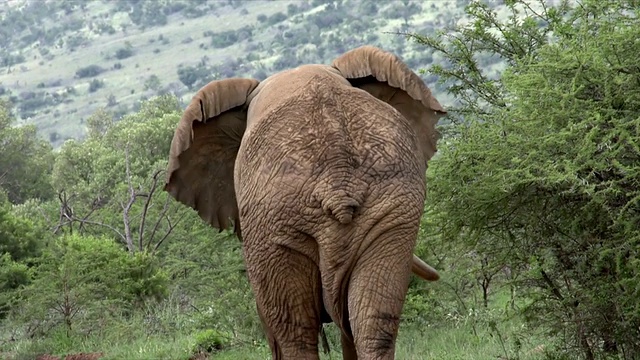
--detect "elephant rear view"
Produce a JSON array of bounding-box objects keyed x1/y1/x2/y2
[{"x1": 164, "y1": 46, "x2": 446, "y2": 360}]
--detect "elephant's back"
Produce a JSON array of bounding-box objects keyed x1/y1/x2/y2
[{"x1": 236, "y1": 79, "x2": 425, "y2": 209}]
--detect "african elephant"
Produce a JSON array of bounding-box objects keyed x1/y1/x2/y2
[{"x1": 164, "y1": 45, "x2": 446, "y2": 359}]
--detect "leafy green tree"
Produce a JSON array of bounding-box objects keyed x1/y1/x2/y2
[
  {"x1": 114, "y1": 43, "x2": 134, "y2": 59},
  {"x1": 144, "y1": 74, "x2": 162, "y2": 92},
  {"x1": 50, "y1": 96, "x2": 188, "y2": 254},
  {"x1": 0, "y1": 191, "x2": 43, "y2": 317},
  {"x1": 0, "y1": 253, "x2": 30, "y2": 317},
  {"x1": 75, "y1": 64, "x2": 105, "y2": 78},
  {"x1": 413, "y1": 0, "x2": 640, "y2": 358},
  {"x1": 0, "y1": 100, "x2": 54, "y2": 204},
  {"x1": 88, "y1": 78, "x2": 105, "y2": 93},
  {"x1": 85, "y1": 107, "x2": 115, "y2": 139},
  {"x1": 0, "y1": 191, "x2": 44, "y2": 262},
  {"x1": 177, "y1": 65, "x2": 210, "y2": 90},
  {"x1": 162, "y1": 229, "x2": 262, "y2": 339}
]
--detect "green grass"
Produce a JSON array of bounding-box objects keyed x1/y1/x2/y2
[
  {"x1": 0, "y1": 284, "x2": 551, "y2": 360},
  {"x1": 1, "y1": 317, "x2": 549, "y2": 360}
]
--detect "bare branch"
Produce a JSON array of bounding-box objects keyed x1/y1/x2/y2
[
  {"x1": 76, "y1": 202, "x2": 99, "y2": 233},
  {"x1": 138, "y1": 169, "x2": 163, "y2": 252},
  {"x1": 72, "y1": 218, "x2": 127, "y2": 244},
  {"x1": 152, "y1": 210, "x2": 187, "y2": 253},
  {"x1": 52, "y1": 219, "x2": 71, "y2": 235},
  {"x1": 121, "y1": 145, "x2": 136, "y2": 252},
  {"x1": 54, "y1": 190, "x2": 75, "y2": 235},
  {"x1": 147, "y1": 194, "x2": 171, "y2": 249}
]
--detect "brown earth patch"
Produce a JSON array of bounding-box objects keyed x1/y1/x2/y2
[
  {"x1": 188, "y1": 351, "x2": 210, "y2": 360},
  {"x1": 35, "y1": 352, "x2": 104, "y2": 360},
  {"x1": 35, "y1": 355, "x2": 60, "y2": 360}
]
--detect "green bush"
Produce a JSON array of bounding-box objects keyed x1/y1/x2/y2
[
  {"x1": 0, "y1": 192, "x2": 44, "y2": 261},
  {"x1": 76, "y1": 64, "x2": 105, "y2": 78},
  {"x1": 0, "y1": 253, "x2": 30, "y2": 317},
  {"x1": 15, "y1": 234, "x2": 168, "y2": 337},
  {"x1": 192, "y1": 329, "x2": 231, "y2": 354},
  {"x1": 114, "y1": 46, "x2": 134, "y2": 59},
  {"x1": 88, "y1": 79, "x2": 104, "y2": 93},
  {"x1": 207, "y1": 26, "x2": 253, "y2": 49},
  {"x1": 417, "y1": 0, "x2": 640, "y2": 357},
  {"x1": 267, "y1": 12, "x2": 287, "y2": 26}
]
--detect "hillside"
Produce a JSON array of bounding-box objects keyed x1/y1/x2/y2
[{"x1": 0, "y1": 0, "x2": 483, "y2": 147}]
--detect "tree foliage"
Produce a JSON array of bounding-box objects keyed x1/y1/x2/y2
[
  {"x1": 16, "y1": 234, "x2": 168, "y2": 337},
  {"x1": 415, "y1": 0, "x2": 640, "y2": 358},
  {"x1": 1, "y1": 94, "x2": 251, "y2": 353},
  {"x1": 0, "y1": 100, "x2": 54, "y2": 204}
]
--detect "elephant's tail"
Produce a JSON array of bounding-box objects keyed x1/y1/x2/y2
[{"x1": 317, "y1": 189, "x2": 363, "y2": 225}]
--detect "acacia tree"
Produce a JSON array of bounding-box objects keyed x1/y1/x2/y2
[{"x1": 412, "y1": 0, "x2": 640, "y2": 358}]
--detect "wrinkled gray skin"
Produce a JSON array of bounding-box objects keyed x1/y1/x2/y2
[
  {"x1": 165, "y1": 46, "x2": 445, "y2": 360},
  {"x1": 240, "y1": 69, "x2": 434, "y2": 359}
]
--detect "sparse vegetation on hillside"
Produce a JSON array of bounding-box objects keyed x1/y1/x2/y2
[{"x1": 0, "y1": 0, "x2": 473, "y2": 147}]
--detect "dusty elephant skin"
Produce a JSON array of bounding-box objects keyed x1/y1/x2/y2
[{"x1": 165, "y1": 45, "x2": 446, "y2": 360}]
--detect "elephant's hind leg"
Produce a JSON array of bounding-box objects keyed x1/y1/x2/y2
[
  {"x1": 346, "y1": 225, "x2": 416, "y2": 360},
  {"x1": 243, "y1": 237, "x2": 323, "y2": 360}
]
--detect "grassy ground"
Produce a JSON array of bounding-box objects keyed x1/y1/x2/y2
[
  {"x1": 2, "y1": 315, "x2": 548, "y2": 360},
  {"x1": 1, "y1": 269, "x2": 550, "y2": 359},
  {"x1": 215, "y1": 321, "x2": 547, "y2": 360}
]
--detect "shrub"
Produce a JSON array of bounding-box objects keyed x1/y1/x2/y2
[
  {"x1": 76, "y1": 64, "x2": 105, "y2": 78},
  {"x1": 418, "y1": 0, "x2": 640, "y2": 357},
  {"x1": 88, "y1": 79, "x2": 104, "y2": 93},
  {"x1": 114, "y1": 46, "x2": 134, "y2": 59},
  {"x1": 267, "y1": 12, "x2": 287, "y2": 25},
  {"x1": 208, "y1": 26, "x2": 253, "y2": 49},
  {"x1": 192, "y1": 329, "x2": 231, "y2": 354},
  {"x1": 15, "y1": 235, "x2": 169, "y2": 336}
]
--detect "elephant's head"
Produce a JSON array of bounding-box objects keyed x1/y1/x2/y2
[{"x1": 164, "y1": 46, "x2": 445, "y2": 281}]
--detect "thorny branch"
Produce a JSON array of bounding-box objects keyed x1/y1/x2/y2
[
  {"x1": 138, "y1": 169, "x2": 163, "y2": 251},
  {"x1": 120, "y1": 145, "x2": 138, "y2": 252},
  {"x1": 147, "y1": 195, "x2": 171, "y2": 248},
  {"x1": 153, "y1": 209, "x2": 187, "y2": 253}
]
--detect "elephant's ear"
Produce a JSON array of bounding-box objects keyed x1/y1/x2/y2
[
  {"x1": 331, "y1": 45, "x2": 447, "y2": 162},
  {"x1": 165, "y1": 78, "x2": 260, "y2": 234}
]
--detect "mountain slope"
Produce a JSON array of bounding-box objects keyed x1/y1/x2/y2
[{"x1": 0, "y1": 0, "x2": 472, "y2": 147}]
